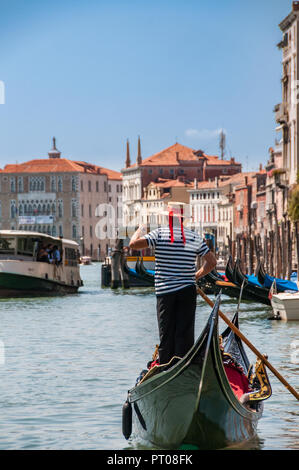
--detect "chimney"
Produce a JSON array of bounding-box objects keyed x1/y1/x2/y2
[
  {"x1": 245, "y1": 176, "x2": 248, "y2": 186},
  {"x1": 125, "y1": 139, "x2": 131, "y2": 168},
  {"x1": 176, "y1": 151, "x2": 180, "y2": 162},
  {"x1": 293, "y1": 1, "x2": 299, "y2": 11},
  {"x1": 48, "y1": 137, "x2": 61, "y2": 159},
  {"x1": 137, "y1": 136, "x2": 142, "y2": 166},
  {"x1": 259, "y1": 163, "x2": 263, "y2": 172},
  {"x1": 230, "y1": 157, "x2": 235, "y2": 164}
]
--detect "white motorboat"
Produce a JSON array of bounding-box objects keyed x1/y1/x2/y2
[{"x1": 270, "y1": 292, "x2": 299, "y2": 321}]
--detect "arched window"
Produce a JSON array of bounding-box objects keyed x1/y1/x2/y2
[
  {"x1": 72, "y1": 224, "x2": 77, "y2": 239},
  {"x1": 10, "y1": 200, "x2": 16, "y2": 219}
]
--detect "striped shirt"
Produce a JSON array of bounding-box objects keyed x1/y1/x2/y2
[{"x1": 145, "y1": 226, "x2": 210, "y2": 296}]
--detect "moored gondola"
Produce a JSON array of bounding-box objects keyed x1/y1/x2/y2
[
  {"x1": 122, "y1": 294, "x2": 271, "y2": 449},
  {"x1": 137, "y1": 258, "x2": 155, "y2": 285},
  {"x1": 233, "y1": 259, "x2": 271, "y2": 306},
  {"x1": 225, "y1": 255, "x2": 235, "y2": 283},
  {"x1": 123, "y1": 258, "x2": 154, "y2": 287},
  {"x1": 257, "y1": 262, "x2": 298, "y2": 293}
]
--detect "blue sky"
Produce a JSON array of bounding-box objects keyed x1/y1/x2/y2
[{"x1": 0, "y1": 0, "x2": 291, "y2": 172}]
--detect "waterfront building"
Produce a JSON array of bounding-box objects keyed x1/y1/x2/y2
[
  {"x1": 188, "y1": 171, "x2": 266, "y2": 259},
  {"x1": 0, "y1": 139, "x2": 122, "y2": 260},
  {"x1": 122, "y1": 138, "x2": 242, "y2": 227},
  {"x1": 141, "y1": 178, "x2": 193, "y2": 226},
  {"x1": 275, "y1": 1, "x2": 299, "y2": 186}
]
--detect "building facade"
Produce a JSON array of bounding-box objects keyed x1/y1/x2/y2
[
  {"x1": 275, "y1": 1, "x2": 299, "y2": 186},
  {"x1": 122, "y1": 139, "x2": 242, "y2": 227},
  {"x1": 0, "y1": 139, "x2": 122, "y2": 260}
]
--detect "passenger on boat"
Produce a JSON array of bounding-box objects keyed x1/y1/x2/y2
[
  {"x1": 52, "y1": 245, "x2": 61, "y2": 265},
  {"x1": 37, "y1": 246, "x2": 50, "y2": 263},
  {"x1": 129, "y1": 202, "x2": 217, "y2": 365},
  {"x1": 46, "y1": 244, "x2": 54, "y2": 262}
]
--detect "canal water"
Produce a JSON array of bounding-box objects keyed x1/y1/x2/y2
[{"x1": 0, "y1": 264, "x2": 298, "y2": 450}]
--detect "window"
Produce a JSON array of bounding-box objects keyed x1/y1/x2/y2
[
  {"x1": 81, "y1": 180, "x2": 84, "y2": 191},
  {"x1": 51, "y1": 176, "x2": 56, "y2": 192},
  {"x1": 65, "y1": 247, "x2": 78, "y2": 266},
  {"x1": 89, "y1": 204, "x2": 92, "y2": 217},
  {"x1": 17, "y1": 177, "x2": 24, "y2": 193},
  {"x1": 88, "y1": 181, "x2": 91, "y2": 192},
  {"x1": 108, "y1": 184, "x2": 111, "y2": 193},
  {"x1": 10, "y1": 177, "x2": 16, "y2": 193},
  {"x1": 0, "y1": 237, "x2": 16, "y2": 254},
  {"x1": 81, "y1": 204, "x2": 84, "y2": 217},
  {"x1": 10, "y1": 200, "x2": 16, "y2": 219},
  {"x1": 96, "y1": 181, "x2": 99, "y2": 192},
  {"x1": 72, "y1": 176, "x2": 77, "y2": 192},
  {"x1": 71, "y1": 199, "x2": 77, "y2": 218},
  {"x1": 58, "y1": 200, "x2": 63, "y2": 218},
  {"x1": 90, "y1": 225, "x2": 93, "y2": 237},
  {"x1": 29, "y1": 176, "x2": 46, "y2": 192},
  {"x1": 59, "y1": 225, "x2": 63, "y2": 237},
  {"x1": 104, "y1": 181, "x2": 107, "y2": 192},
  {"x1": 57, "y1": 176, "x2": 63, "y2": 192},
  {"x1": 72, "y1": 224, "x2": 77, "y2": 239}
]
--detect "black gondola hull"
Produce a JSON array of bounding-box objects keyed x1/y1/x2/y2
[{"x1": 127, "y1": 299, "x2": 263, "y2": 449}]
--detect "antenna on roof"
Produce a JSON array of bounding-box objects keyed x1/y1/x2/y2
[{"x1": 219, "y1": 129, "x2": 226, "y2": 160}]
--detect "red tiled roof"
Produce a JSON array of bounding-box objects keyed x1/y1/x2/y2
[
  {"x1": 205, "y1": 157, "x2": 242, "y2": 166},
  {"x1": 3, "y1": 159, "x2": 83, "y2": 174},
  {"x1": 191, "y1": 171, "x2": 264, "y2": 191},
  {"x1": 150, "y1": 178, "x2": 193, "y2": 188},
  {"x1": 125, "y1": 142, "x2": 241, "y2": 169},
  {"x1": 1, "y1": 158, "x2": 122, "y2": 180}
]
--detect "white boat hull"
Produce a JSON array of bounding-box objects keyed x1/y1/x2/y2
[{"x1": 271, "y1": 293, "x2": 299, "y2": 321}]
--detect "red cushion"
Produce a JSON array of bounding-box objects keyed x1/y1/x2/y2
[{"x1": 224, "y1": 364, "x2": 250, "y2": 400}]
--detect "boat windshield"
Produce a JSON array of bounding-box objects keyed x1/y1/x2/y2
[
  {"x1": 0, "y1": 237, "x2": 16, "y2": 254},
  {"x1": 17, "y1": 237, "x2": 37, "y2": 257}
]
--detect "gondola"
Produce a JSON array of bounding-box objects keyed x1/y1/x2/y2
[
  {"x1": 257, "y1": 262, "x2": 298, "y2": 293},
  {"x1": 202, "y1": 271, "x2": 261, "y2": 303},
  {"x1": 122, "y1": 294, "x2": 271, "y2": 449},
  {"x1": 136, "y1": 258, "x2": 155, "y2": 285},
  {"x1": 225, "y1": 255, "x2": 235, "y2": 283},
  {"x1": 123, "y1": 258, "x2": 154, "y2": 287},
  {"x1": 232, "y1": 259, "x2": 271, "y2": 306}
]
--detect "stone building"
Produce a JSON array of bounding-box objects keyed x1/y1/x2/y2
[
  {"x1": 275, "y1": 1, "x2": 299, "y2": 186},
  {"x1": 122, "y1": 138, "x2": 241, "y2": 227},
  {"x1": 0, "y1": 139, "x2": 122, "y2": 260},
  {"x1": 141, "y1": 178, "x2": 193, "y2": 226},
  {"x1": 188, "y1": 171, "x2": 266, "y2": 259}
]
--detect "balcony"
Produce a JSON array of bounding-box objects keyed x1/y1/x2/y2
[{"x1": 274, "y1": 103, "x2": 288, "y2": 125}]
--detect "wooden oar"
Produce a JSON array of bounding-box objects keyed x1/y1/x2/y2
[{"x1": 197, "y1": 286, "x2": 299, "y2": 401}]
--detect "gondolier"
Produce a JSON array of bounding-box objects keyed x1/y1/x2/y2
[{"x1": 129, "y1": 202, "x2": 217, "y2": 364}]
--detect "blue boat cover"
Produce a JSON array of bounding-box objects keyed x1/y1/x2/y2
[
  {"x1": 263, "y1": 273, "x2": 298, "y2": 292},
  {"x1": 247, "y1": 275, "x2": 263, "y2": 287}
]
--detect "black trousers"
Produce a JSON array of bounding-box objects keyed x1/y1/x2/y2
[{"x1": 156, "y1": 284, "x2": 197, "y2": 365}]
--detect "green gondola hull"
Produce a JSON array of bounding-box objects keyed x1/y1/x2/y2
[
  {"x1": 126, "y1": 298, "x2": 263, "y2": 449},
  {"x1": 0, "y1": 272, "x2": 78, "y2": 297}
]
